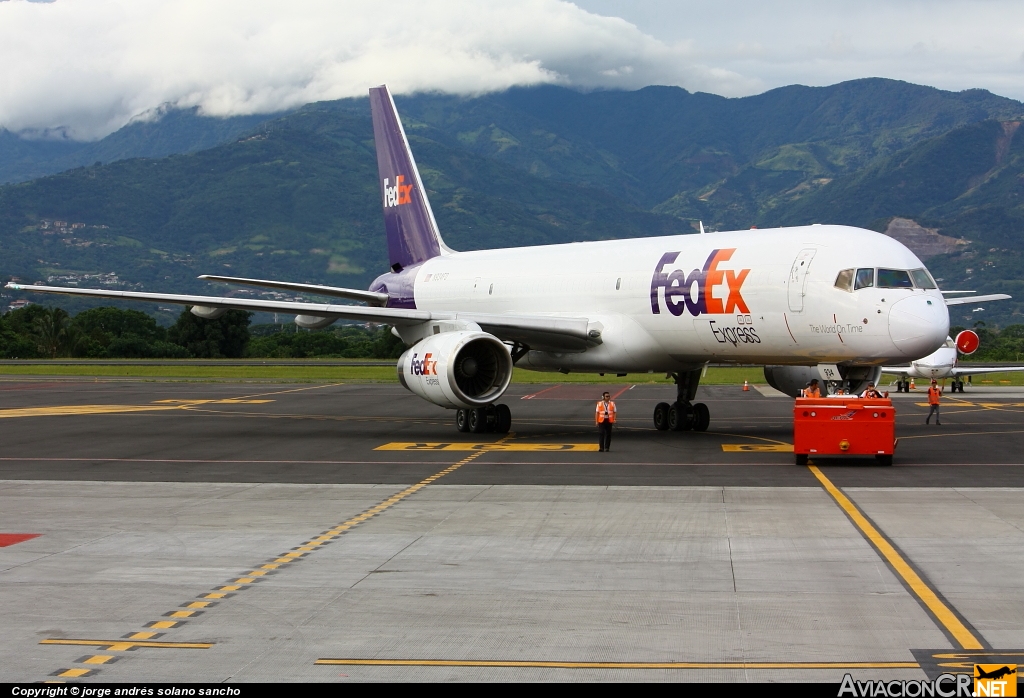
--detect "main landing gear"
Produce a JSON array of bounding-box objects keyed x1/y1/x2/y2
[
  {"x1": 653, "y1": 369, "x2": 710, "y2": 432},
  {"x1": 455, "y1": 404, "x2": 512, "y2": 434},
  {"x1": 895, "y1": 379, "x2": 912, "y2": 392},
  {"x1": 950, "y1": 379, "x2": 966, "y2": 393}
]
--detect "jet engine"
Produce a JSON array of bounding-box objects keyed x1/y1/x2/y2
[
  {"x1": 397, "y1": 331, "x2": 513, "y2": 409},
  {"x1": 764, "y1": 365, "x2": 883, "y2": 398}
]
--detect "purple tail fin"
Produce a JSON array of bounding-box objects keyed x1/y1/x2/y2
[{"x1": 369, "y1": 85, "x2": 448, "y2": 272}]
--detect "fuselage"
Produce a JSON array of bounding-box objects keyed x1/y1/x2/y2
[
  {"x1": 372, "y1": 224, "x2": 949, "y2": 373},
  {"x1": 903, "y1": 342, "x2": 958, "y2": 379}
]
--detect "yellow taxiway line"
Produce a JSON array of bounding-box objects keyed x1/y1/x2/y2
[
  {"x1": 315, "y1": 658, "x2": 920, "y2": 670},
  {"x1": 809, "y1": 465, "x2": 983, "y2": 650},
  {"x1": 40, "y1": 638, "x2": 213, "y2": 651},
  {"x1": 0, "y1": 399, "x2": 273, "y2": 419},
  {"x1": 721, "y1": 444, "x2": 793, "y2": 452},
  {"x1": 376, "y1": 442, "x2": 599, "y2": 451}
]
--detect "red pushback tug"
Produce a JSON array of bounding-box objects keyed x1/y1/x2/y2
[{"x1": 793, "y1": 397, "x2": 896, "y2": 466}]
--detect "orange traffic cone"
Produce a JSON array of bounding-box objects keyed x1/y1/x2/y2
[
  {"x1": 909, "y1": 378, "x2": 915, "y2": 391},
  {"x1": 743, "y1": 380, "x2": 750, "y2": 392}
]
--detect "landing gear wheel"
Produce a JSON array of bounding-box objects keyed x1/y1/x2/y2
[
  {"x1": 653, "y1": 402, "x2": 671, "y2": 431},
  {"x1": 456, "y1": 409, "x2": 470, "y2": 433},
  {"x1": 795, "y1": 454, "x2": 809, "y2": 465},
  {"x1": 494, "y1": 404, "x2": 512, "y2": 434},
  {"x1": 876, "y1": 454, "x2": 893, "y2": 466},
  {"x1": 469, "y1": 407, "x2": 489, "y2": 434},
  {"x1": 668, "y1": 401, "x2": 693, "y2": 431},
  {"x1": 692, "y1": 402, "x2": 710, "y2": 432}
]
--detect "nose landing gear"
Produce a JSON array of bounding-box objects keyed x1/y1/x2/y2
[{"x1": 653, "y1": 369, "x2": 710, "y2": 432}]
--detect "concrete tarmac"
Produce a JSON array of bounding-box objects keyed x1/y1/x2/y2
[{"x1": 1, "y1": 378, "x2": 1022, "y2": 682}]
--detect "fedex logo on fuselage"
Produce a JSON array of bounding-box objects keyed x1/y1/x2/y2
[
  {"x1": 651, "y1": 248, "x2": 750, "y2": 317},
  {"x1": 409, "y1": 352, "x2": 436, "y2": 376},
  {"x1": 383, "y1": 175, "x2": 413, "y2": 208}
]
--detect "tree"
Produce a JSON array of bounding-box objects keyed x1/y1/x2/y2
[
  {"x1": 31, "y1": 307, "x2": 78, "y2": 359},
  {"x1": 0, "y1": 312, "x2": 39, "y2": 358},
  {"x1": 70, "y1": 306, "x2": 186, "y2": 358},
  {"x1": 168, "y1": 308, "x2": 252, "y2": 358},
  {"x1": 73, "y1": 307, "x2": 167, "y2": 344}
]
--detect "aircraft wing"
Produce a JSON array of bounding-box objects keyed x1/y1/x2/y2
[
  {"x1": 944, "y1": 293, "x2": 1011, "y2": 306},
  {"x1": 4, "y1": 284, "x2": 593, "y2": 351},
  {"x1": 880, "y1": 365, "x2": 912, "y2": 375},
  {"x1": 197, "y1": 275, "x2": 389, "y2": 306}
]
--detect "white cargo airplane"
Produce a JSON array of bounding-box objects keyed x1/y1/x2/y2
[
  {"x1": 883, "y1": 329, "x2": 1024, "y2": 392},
  {"x1": 7, "y1": 85, "x2": 981, "y2": 434}
]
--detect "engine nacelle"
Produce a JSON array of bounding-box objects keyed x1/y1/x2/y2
[
  {"x1": 764, "y1": 365, "x2": 882, "y2": 397},
  {"x1": 295, "y1": 314, "x2": 336, "y2": 330},
  {"x1": 955, "y1": 329, "x2": 980, "y2": 355},
  {"x1": 190, "y1": 306, "x2": 227, "y2": 320},
  {"x1": 397, "y1": 331, "x2": 513, "y2": 409}
]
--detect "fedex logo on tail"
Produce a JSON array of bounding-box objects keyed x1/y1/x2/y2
[
  {"x1": 651, "y1": 248, "x2": 750, "y2": 317},
  {"x1": 410, "y1": 352, "x2": 436, "y2": 376},
  {"x1": 383, "y1": 175, "x2": 413, "y2": 208}
]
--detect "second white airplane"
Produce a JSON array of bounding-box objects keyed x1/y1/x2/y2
[
  {"x1": 883, "y1": 329, "x2": 1024, "y2": 392},
  {"x1": 9, "y1": 85, "x2": 978, "y2": 433}
]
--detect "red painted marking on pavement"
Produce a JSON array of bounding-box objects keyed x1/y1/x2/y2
[
  {"x1": 609, "y1": 385, "x2": 634, "y2": 400},
  {"x1": 520, "y1": 385, "x2": 561, "y2": 400},
  {"x1": 526, "y1": 384, "x2": 632, "y2": 400},
  {"x1": 0, "y1": 533, "x2": 41, "y2": 547}
]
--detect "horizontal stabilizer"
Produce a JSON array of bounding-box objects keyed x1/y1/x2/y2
[
  {"x1": 944, "y1": 293, "x2": 1011, "y2": 306},
  {"x1": 950, "y1": 365, "x2": 1024, "y2": 377},
  {"x1": 198, "y1": 275, "x2": 389, "y2": 306}
]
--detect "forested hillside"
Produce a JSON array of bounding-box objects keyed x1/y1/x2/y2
[{"x1": 2, "y1": 78, "x2": 1024, "y2": 326}]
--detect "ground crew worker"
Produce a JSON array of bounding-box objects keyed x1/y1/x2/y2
[
  {"x1": 926, "y1": 380, "x2": 942, "y2": 425},
  {"x1": 860, "y1": 382, "x2": 885, "y2": 398},
  {"x1": 596, "y1": 391, "x2": 617, "y2": 452},
  {"x1": 802, "y1": 379, "x2": 821, "y2": 398}
]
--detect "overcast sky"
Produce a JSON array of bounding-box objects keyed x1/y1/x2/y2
[{"x1": 1, "y1": 0, "x2": 1022, "y2": 140}]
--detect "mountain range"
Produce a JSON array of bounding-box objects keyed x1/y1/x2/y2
[{"x1": 2, "y1": 78, "x2": 1023, "y2": 326}]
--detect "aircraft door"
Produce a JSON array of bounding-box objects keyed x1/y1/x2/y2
[{"x1": 788, "y1": 248, "x2": 817, "y2": 312}]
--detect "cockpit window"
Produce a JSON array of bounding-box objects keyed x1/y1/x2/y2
[
  {"x1": 854, "y1": 268, "x2": 874, "y2": 290},
  {"x1": 910, "y1": 268, "x2": 937, "y2": 289},
  {"x1": 877, "y1": 268, "x2": 914, "y2": 289},
  {"x1": 834, "y1": 269, "x2": 854, "y2": 292}
]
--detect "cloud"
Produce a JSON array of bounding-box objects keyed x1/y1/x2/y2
[
  {"x1": 577, "y1": 0, "x2": 1024, "y2": 104},
  {"x1": 0, "y1": 0, "x2": 757, "y2": 140}
]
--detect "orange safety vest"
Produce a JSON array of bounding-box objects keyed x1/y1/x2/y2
[
  {"x1": 803, "y1": 386, "x2": 821, "y2": 398},
  {"x1": 596, "y1": 399, "x2": 617, "y2": 424},
  {"x1": 928, "y1": 386, "x2": 941, "y2": 405}
]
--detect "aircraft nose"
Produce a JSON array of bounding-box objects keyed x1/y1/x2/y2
[{"x1": 888, "y1": 295, "x2": 948, "y2": 357}]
